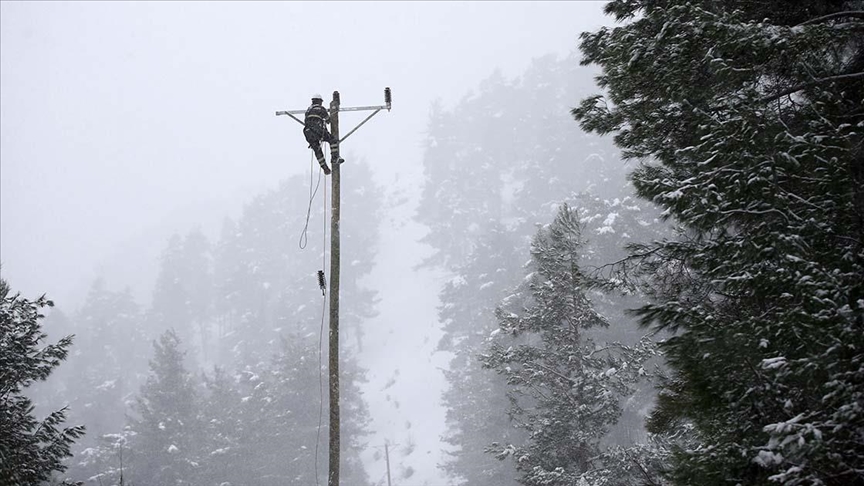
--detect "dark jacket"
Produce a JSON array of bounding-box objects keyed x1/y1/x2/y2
[
  {"x1": 305, "y1": 103, "x2": 330, "y2": 128},
  {"x1": 304, "y1": 102, "x2": 332, "y2": 145}
]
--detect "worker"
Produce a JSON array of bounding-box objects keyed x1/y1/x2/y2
[{"x1": 304, "y1": 94, "x2": 333, "y2": 175}]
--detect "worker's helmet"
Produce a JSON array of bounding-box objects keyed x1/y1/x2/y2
[{"x1": 311, "y1": 93, "x2": 323, "y2": 103}]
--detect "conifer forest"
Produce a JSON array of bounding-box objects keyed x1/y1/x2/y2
[{"x1": 1, "y1": 1, "x2": 862, "y2": 485}]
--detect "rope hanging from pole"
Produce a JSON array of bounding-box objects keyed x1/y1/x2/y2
[
  {"x1": 314, "y1": 168, "x2": 328, "y2": 486},
  {"x1": 317, "y1": 177, "x2": 328, "y2": 295},
  {"x1": 299, "y1": 151, "x2": 323, "y2": 249},
  {"x1": 314, "y1": 273, "x2": 326, "y2": 486}
]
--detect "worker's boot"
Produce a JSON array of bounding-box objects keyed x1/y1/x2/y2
[
  {"x1": 313, "y1": 148, "x2": 331, "y2": 175},
  {"x1": 316, "y1": 156, "x2": 331, "y2": 175}
]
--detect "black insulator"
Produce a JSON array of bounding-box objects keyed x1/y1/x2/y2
[
  {"x1": 317, "y1": 270, "x2": 327, "y2": 295},
  {"x1": 333, "y1": 91, "x2": 340, "y2": 104},
  {"x1": 384, "y1": 87, "x2": 392, "y2": 105}
]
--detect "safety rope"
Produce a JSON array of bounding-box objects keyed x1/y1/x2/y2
[
  {"x1": 299, "y1": 151, "x2": 323, "y2": 249},
  {"x1": 295, "y1": 145, "x2": 328, "y2": 486},
  {"x1": 314, "y1": 279, "x2": 326, "y2": 486},
  {"x1": 313, "y1": 163, "x2": 328, "y2": 486}
]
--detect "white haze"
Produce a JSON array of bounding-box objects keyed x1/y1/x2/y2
[{"x1": 1, "y1": 2, "x2": 610, "y2": 484}]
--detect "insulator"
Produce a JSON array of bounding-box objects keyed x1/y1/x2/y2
[
  {"x1": 317, "y1": 270, "x2": 327, "y2": 295},
  {"x1": 333, "y1": 91, "x2": 340, "y2": 104},
  {"x1": 384, "y1": 87, "x2": 392, "y2": 105}
]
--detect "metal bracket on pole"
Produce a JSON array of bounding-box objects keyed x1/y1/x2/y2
[
  {"x1": 340, "y1": 109, "x2": 381, "y2": 143},
  {"x1": 338, "y1": 104, "x2": 389, "y2": 112},
  {"x1": 275, "y1": 111, "x2": 306, "y2": 127},
  {"x1": 275, "y1": 87, "x2": 392, "y2": 140}
]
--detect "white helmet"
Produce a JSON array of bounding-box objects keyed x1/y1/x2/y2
[{"x1": 311, "y1": 93, "x2": 323, "y2": 101}]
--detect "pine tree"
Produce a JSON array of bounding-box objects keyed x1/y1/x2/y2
[
  {"x1": 437, "y1": 225, "x2": 529, "y2": 486},
  {"x1": 417, "y1": 55, "x2": 627, "y2": 271},
  {"x1": 22, "y1": 279, "x2": 151, "y2": 484},
  {"x1": 126, "y1": 329, "x2": 203, "y2": 485},
  {"x1": 0, "y1": 278, "x2": 85, "y2": 484},
  {"x1": 71, "y1": 283, "x2": 144, "y2": 426},
  {"x1": 149, "y1": 230, "x2": 213, "y2": 364},
  {"x1": 481, "y1": 205, "x2": 655, "y2": 486},
  {"x1": 150, "y1": 234, "x2": 190, "y2": 332},
  {"x1": 574, "y1": 1, "x2": 864, "y2": 483},
  {"x1": 197, "y1": 366, "x2": 244, "y2": 485},
  {"x1": 416, "y1": 55, "x2": 664, "y2": 486},
  {"x1": 194, "y1": 335, "x2": 370, "y2": 486}
]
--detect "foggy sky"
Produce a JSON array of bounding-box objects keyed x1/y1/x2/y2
[
  {"x1": 1, "y1": 2, "x2": 608, "y2": 303},
  {"x1": 1, "y1": 2, "x2": 611, "y2": 484}
]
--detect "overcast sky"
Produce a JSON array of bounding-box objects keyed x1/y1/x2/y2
[{"x1": 1, "y1": 2, "x2": 611, "y2": 484}]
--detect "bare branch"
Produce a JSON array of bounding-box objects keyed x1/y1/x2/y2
[
  {"x1": 760, "y1": 72, "x2": 864, "y2": 104},
  {"x1": 796, "y1": 11, "x2": 864, "y2": 26}
]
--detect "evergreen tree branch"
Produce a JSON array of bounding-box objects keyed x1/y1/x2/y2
[
  {"x1": 796, "y1": 11, "x2": 864, "y2": 26},
  {"x1": 760, "y1": 72, "x2": 864, "y2": 104}
]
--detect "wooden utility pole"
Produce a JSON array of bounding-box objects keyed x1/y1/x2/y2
[
  {"x1": 384, "y1": 441, "x2": 393, "y2": 486},
  {"x1": 276, "y1": 88, "x2": 391, "y2": 486},
  {"x1": 327, "y1": 90, "x2": 342, "y2": 486}
]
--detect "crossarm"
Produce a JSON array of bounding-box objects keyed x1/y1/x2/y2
[
  {"x1": 340, "y1": 109, "x2": 381, "y2": 143},
  {"x1": 275, "y1": 111, "x2": 306, "y2": 127}
]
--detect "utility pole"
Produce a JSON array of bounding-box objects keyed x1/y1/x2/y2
[
  {"x1": 327, "y1": 90, "x2": 342, "y2": 486},
  {"x1": 384, "y1": 441, "x2": 393, "y2": 486},
  {"x1": 276, "y1": 88, "x2": 391, "y2": 486}
]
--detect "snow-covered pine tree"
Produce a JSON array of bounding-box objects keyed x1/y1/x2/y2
[
  {"x1": 574, "y1": 1, "x2": 864, "y2": 483},
  {"x1": 150, "y1": 234, "x2": 191, "y2": 334},
  {"x1": 417, "y1": 54, "x2": 656, "y2": 486},
  {"x1": 419, "y1": 79, "x2": 532, "y2": 485},
  {"x1": 193, "y1": 335, "x2": 370, "y2": 486},
  {"x1": 149, "y1": 229, "x2": 213, "y2": 365},
  {"x1": 194, "y1": 366, "x2": 242, "y2": 485},
  {"x1": 0, "y1": 278, "x2": 85, "y2": 484},
  {"x1": 417, "y1": 56, "x2": 626, "y2": 272},
  {"x1": 39, "y1": 280, "x2": 148, "y2": 482},
  {"x1": 437, "y1": 224, "x2": 529, "y2": 486},
  {"x1": 567, "y1": 193, "x2": 672, "y2": 458},
  {"x1": 126, "y1": 329, "x2": 204, "y2": 485},
  {"x1": 179, "y1": 229, "x2": 214, "y2": 357},
  {"x1": 481, "y1": 204, "x2": 654, "y2": 486}
]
